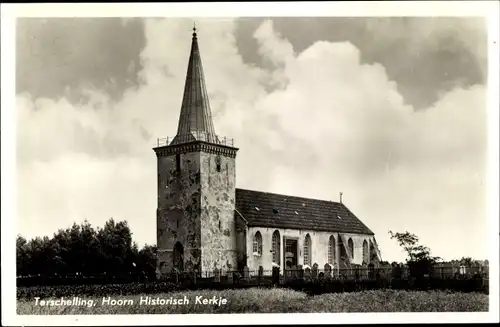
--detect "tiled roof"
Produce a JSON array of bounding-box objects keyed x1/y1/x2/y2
[{"x1": 235, "y1": 188, "x2": 374, "y2": 235}]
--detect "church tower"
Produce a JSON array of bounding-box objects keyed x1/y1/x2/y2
[{"x1": 154, "y1": 27, "x2": 238, "y2": 277}]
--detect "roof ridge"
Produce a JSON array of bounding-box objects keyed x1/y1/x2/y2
[{"x1": 235, "y1": 187, "x2": 343, "y2": 205}]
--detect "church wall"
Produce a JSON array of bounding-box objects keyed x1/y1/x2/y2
[
  {"x1": 199, "y1": 151, "x2": 238, "y2": 272},
  {"x1": 156, "y1": 152, "x2": 203, "y2": 276},
  {"x1": 246, "y1": 226, "x2": 374, "y2": 271},
  {"x1": 339, "y1": 232, "x2": 375, "y2": 266}
]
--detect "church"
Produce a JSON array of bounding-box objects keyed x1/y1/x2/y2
[{"x1": 154, "y1": 28, "x2": 382, "y2": 277}]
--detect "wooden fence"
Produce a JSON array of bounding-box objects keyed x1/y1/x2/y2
[{"x1": 17, "y1": 263, "x2": 489, "y2": 289}]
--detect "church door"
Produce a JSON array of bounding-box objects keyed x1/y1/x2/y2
[{"x1": 173, "y1": 242, "x2": 184, "y2": 272}]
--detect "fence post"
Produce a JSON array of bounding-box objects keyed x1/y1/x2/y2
[
  {"x1": 243, "y1": 266, "x2": 250, "y2": 281},
  {"x1": 227, "y1": 271, "x2": 233, "y2": 284},
  {"x1": 213, "y1": 268, "x2": 221, "y2": 283},
  {"x1": 258, "y1": 266, "x2": 263, "y2": 285},
  {"x1": 272, "y1": 266, "x2": 280, "y2": 286}
]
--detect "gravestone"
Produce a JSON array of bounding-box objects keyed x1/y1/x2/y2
[
  {"x1": 333, "y1": 265, "x2": 340, "y2": 279},
  {"x1": 297, "y1": 265, "x2": 304, "y2": 279},
  {"x1": 258, "y1": 265, "x2": 264, "y2": 284},
  {"x1": 272, "y1": 266, "x2": 280, "y2": 285},
  {"x1": 304, "y1": 267, "x2": 312, "y2": 281},
  {"x1": 172, "y1": 268, "x2": 179, "y2": 283},
  {"x1": 312, "y1": 263, "x2": 319, "y2": 279},
  {"x1": 243, "y1": 266, "x2": 250, "y2": 280},
  {"x1": 324, "y1": 263, "x2": 332, "y2": 278},
  {"x1": 227, "y1": 271, "x2": 233, "y2": 284},
  {"x1": 291, "y1": 265, "x2": 298, "y2": 279},
  {"x1": 368, "y1": 263, "x2": 375, "y2": 279}
]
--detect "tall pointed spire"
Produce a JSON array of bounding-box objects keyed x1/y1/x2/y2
[{"x1": 170, "y1": 25, "x2": 219, "y2": 146}]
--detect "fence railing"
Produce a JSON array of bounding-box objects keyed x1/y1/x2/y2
[
  {"x1": 156, "y1": 132, "x2": 235, "y2": 147},
  {"x1": 16, "y1": 265, "x2": 489, "y2": 288},
  {"x1": 158, "y1": 265, "x2": 489, "y2": 284}
]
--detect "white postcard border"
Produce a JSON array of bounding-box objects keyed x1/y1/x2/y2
[{"x1": 1, "y1": 1, "x2": 499, "y2": 325}]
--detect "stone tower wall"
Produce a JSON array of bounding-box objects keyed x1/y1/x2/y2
[
  {"x1": 156, "y1": 152, "x2": 202, "y2": 275},
  {"x1": 199, "y1": 151, "x2": 238, "y2": 272}
]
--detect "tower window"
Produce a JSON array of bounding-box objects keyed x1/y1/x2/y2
[
  {"x1": 215, "y1": 156, "x2": 221, "y2": 172},
  {"x1": 176, "y1": 154, "x2": 181, "y2": 172}
]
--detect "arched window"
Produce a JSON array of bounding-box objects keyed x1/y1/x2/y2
[
  {"x1": 303, "y1": 234, "x2": 312, "y2": 266},
  {"x1": 348, "y1": 238, "x2": 354, "y2": 259},
  {"x1": 328, "y1": 235, "x2": 336, "y2": 265},
  {"x1": 272, "y1": 230, "x2": 281, "y2": 265},
  {"x1": 253, "y1": 231, "x2": 262, "y2": 255},
  {"x1": 362, "y1": 240, "x2": 369, "y2": 263}
]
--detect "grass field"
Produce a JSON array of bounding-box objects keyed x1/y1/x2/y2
[{"x1": 17, "y1": 288, "x2": 488, "y2": 314}]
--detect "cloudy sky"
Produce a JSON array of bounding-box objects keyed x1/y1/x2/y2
[{"x1": 15, "y1": 16, "x2": 489, "y2": 262}]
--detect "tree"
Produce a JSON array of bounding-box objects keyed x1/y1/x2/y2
[
  {"x1": 16, "y1": 218, "x2": 159, "y2": 283},
  {"x1": 137, "y1": 244, "x2": 157, "y2": 281},
  {"x1": 459, "y1": 257, "x2": 474, "y2": 267},
  {"x1": 388, "y1": 230, "x2": 441, "y2": 278},
  {"x1": 16, "y1": 235, "x2": 30, "y2": 276}
]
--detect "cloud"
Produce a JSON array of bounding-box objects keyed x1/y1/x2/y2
[
  {"x1": 253, "y1": 20, "x2": 294, "y2": 67},
  {"x1": 17, "y1": 18, "x2": 487, "y2": 261}
]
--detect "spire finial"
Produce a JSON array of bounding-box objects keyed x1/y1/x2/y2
[{"x1": 192, "y1": 22, "x2": 197, "y2": 37}]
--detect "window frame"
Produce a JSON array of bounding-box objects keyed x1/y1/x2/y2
[
  {"x1": 272, "y1": 230, "x2": 280, "y2": 265},
  {"x1": 253, "y1": 231, "x2": 263, "y2": 256},
  {"x1": 303, "y1": 234, "x2": 312, "y2": 266}
]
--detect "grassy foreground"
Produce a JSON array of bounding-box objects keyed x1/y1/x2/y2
[{"x1": 17, "y1": 288, "x2": 488, "y2": 314}]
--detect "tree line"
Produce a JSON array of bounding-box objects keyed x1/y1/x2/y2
[
  {"x1": 16, "y1": 218, "x2": 157, "y2": 281},
  {"x1": 17, "y1": 221, "x2": 488, "y2": 283}
]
